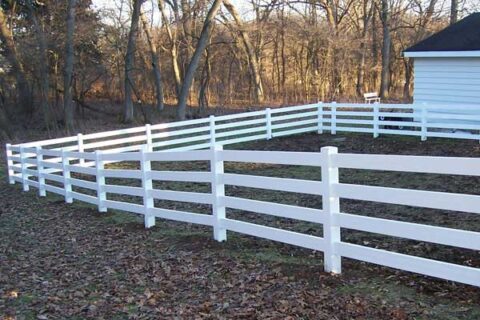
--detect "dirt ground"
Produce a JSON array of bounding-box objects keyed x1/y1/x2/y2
[{"x1": 1, "y1": 124, "x2": 480, "y2": 319}]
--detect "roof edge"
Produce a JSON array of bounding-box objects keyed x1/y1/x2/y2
[{"x1": 404, "y1": 51, "x2": 480, "y2": 58}]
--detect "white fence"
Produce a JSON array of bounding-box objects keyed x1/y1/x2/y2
[
  {"x1": 6, "y1": 102, "x2": 480, "y2": 158},
  {"x1": 4, "y1": 102, "x2": 480, "y2": 287},
  {"x1": 5, "y1": 143, "x2": 480, "y2": 287}
]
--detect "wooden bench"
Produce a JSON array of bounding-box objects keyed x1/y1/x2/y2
[{"x1": 364, "y1": 92, "x2": 381, "y2": 104}]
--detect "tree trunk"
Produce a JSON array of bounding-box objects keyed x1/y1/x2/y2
[
  {"x1": 223, "y1": 0, "x2": 264, "y2": 104},
  {"x1": 356, "y1": 0, "x2": 373, "y2": 97},
  {"x1": 380, "y1": 0, "x2": 391, "y2": 99},
  {"x1": 198, "y1": 46, "x2": 211, "y2": 111},
  {"x1": 26, "y1": 0, "x2": 56, "y2": 133},
  {"x1": 403, "y1": 59, "x2": 413, "y2": 101},
  {"x1": 0, "y1": 7, "x2": 32, "y2": 114},
  {"x1": 158, "y1": 0, "x2": 182, "y2": 95},
  {"x1": 124, "y1": 0, "x2": 144, "y2": 123},
  {"x1": 450, "y1": 0, "x2": 458, "y2": 25},
  {"x1": 176, "y1": 0, "x2": 224, "y2": 120},
  {"x1": 64, "y1": 0, "x2": 76, "y2": 133},
  {"x1": 140, "y1": 9, "x2": 164, "y2": 111}
]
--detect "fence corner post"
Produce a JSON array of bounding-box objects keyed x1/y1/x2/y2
[
  {"x1": 266, "y1": 108, "x2": 272, "y2": 140},
  {"x1": 331, "y1": 101, "x2": 337, "y2": 135},
  {"x1": 62, "y1": 149, "x2": 73, "y2": 203},
  {"x1": 20, "y1": 146, "x2": 29, "y2": 192},
  {"x1": 373, "y1": 102, "x2": 380, "y2": 138},
  {"x1": 145, "y1": 124, "x2": 153, "y2": 152},
  {"x1": 36, "y1": 146, "x2": 46, "y2": 197},
  {"x1": 211, "y1": 144, "x2": 226, "y2": 242},
  {"x1": 317, "y1": 102, "x2": 324, "y2": 134},
  {"x1": 95, "y1": 150, "x2": 107, "y2": 212},
  {"x1": 141, "y1": 145, "x2": 155, "y2": 228},
  {"x1": 6, "y1": 143, "x2": 15, "y2": 185},
  {"x1": 320, "y1": 146, "x2": 341, "y2": 274},
  {"x1": 77, "y1": 133, "x2": 85, "y2": 166},
  {"x1": 209, "y1": 115, "x2": 216, "y2": 147},
  {"x1": 421, "y1": 103, "x2": 428, "y2": 141}
]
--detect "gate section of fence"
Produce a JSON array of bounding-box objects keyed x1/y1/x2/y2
[{"x1": 5, "y1": 144, "x2": 480, "y2": 287}]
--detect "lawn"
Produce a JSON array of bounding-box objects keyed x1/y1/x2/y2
[{"x1": 1, "y1": 132, "x2": 480, "y2": 319}]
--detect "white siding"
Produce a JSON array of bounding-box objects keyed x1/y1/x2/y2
[
  {"x1": 414, "y1": 57, "x2": 480, "y2": 105},
  {"x1": 413, "y1": 57, "x2": 480, "y2": 125}
]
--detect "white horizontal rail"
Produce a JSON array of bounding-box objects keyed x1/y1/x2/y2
[
  {"x1": 215, "y1": 118, "x2": 265, "y2": 130},
  {"x1": 219, "y1": 150, "x2": 321, "y2": 166},
  {"x1": 337, "y1": 242, "x2": 480, "y2": 287},
  {"x1": 149, "y1": 189, "x2": 212, "y2": 204},
  {"x1": 104, "y1": 185, "x2": 144, "y2": 197},
  {"x1": 221, "y1": 173, "x2": 324, "y2": 195},
  {"x1": 150, "y1": 126, "x2": 210, "y2": 140},
  {"x1": 150, "y1": 117, "x2": 210, "y2": 130},
  {"x1": 271, "y1": 111, "x2": 317, "y2": 122},
  {"x1": 69, "y1": 178, "x2": 97, "y2": 190},
  {"x1": 102, "y1": 169, "x2": 141, "y2": 179},
  {"x1": 333, "y1": 153, "x2": 480, "y2": 176},
  {"x1": 221, "y1": 196, "x2": 324, "y2": 223},
  {"x1": 216, "y1": 133, "x2": 267, "y2": 145},
  {"x1": 221, "y1": 218, "x2": 325, "y2": 251},
  {"x1": 149, "y1": 207, "x2": 213, "y2": 226},
  {"x1": 215, "y1": 126, "x2": 266, "y2": 139},
  {"x1": 148, "y1": 171, "x2": 211, "y2": 183},
  {"x1": 335, "y1": 183, "x2": 480, "y2": 214},
  {"x1": 71, "y1": 191, "x2": 98, "y2": 205},
  {"x1": 103, "y1": 199, "x2": 144, "y2": 214},
  {"x1": 335, "y1": 213, "x2": 480, "y2": 251}
]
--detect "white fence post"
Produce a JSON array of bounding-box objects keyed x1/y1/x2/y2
[
  {"x1": 421, "y1": 103, "x2": 428, "y2": 141},
  {"x1": 6, "y1": 143, "x2": 14, "y2": 185},
  {"x1": 211, "y1": 144, "x2": 226, "y2": 242},
  {"x1": 20, "y1": 146, "x2": 29, "y2": 192},
  {"x1": 373, "y1": 102, "x2": 380, "y2": 138},
  {"x1": 321, "y1": 146, "x2": 341, "y2": 274},
  {"x1": 36, "y1": 146, "x2": 46, "y2": 197},
  {"x1": 209, "y1": 115, "x2": 216, "y2": 146},
  {"x1": 266, "y1": 108, "x2": 272, "y2": 140},
  {"x1": 331, "y1": 102, "x2": 337, "y2": 135},
  {"x1": 77, "y1": 133, "x2": 85, "y2": 166},
  {"x1": 95, "y1": 150, "x2": 107, "y2": 212},
  {"x1": 317, "y1": 102, "x2": 324, "y2": 134},
  {"x1": 141, "y1": 145, "x2": 155, "y2": 228},
  {"x1": 62, "y1": 149, "x2": 73, "y2": 203},
  {"x1": 145, "y1": 124, "x2": 153, "y2": 152}
]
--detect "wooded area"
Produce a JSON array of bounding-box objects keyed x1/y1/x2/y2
[{"x1": 0, "y1": 0, "x2": 477, "y2": 137}]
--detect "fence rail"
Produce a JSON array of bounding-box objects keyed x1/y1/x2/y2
[{"x1": 4, "y1": 102, "x2": 480, "y2": 287}]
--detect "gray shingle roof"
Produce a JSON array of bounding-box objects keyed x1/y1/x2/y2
[{"x1": 405, "y1": 13, "x2": 480, "y2": 52}]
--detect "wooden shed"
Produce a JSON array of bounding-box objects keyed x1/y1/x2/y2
[{"x1": 404, "y1": 13, "x2": 480, "y2": 106}]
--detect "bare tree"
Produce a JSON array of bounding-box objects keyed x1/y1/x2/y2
[
  {"x1": 379, "y1": 0, "x2": 391, "y2": 99},
  {"x1": 124, "y1": 0, "x2": 145, "y2": 123},
  {"x1": 26, "y1": 0, "x2": 56, "y2": 132},
  {"x1": 223, "y1": 0, "x2": 264, "y2": 104},
  {"x1": 158, "y1": 0, "x2": 182, "y2": 95},
  {"x1": 0, "y1": 7, "x2": 32, "y2": 114},
  {"x1": 141, "y1": 8, "x2": 164, "y2": 111},
  {"x1": 176, "y1": 0, "x2": 224, "y2": 120},
  {"x1": 64, "y1": 0, "x2": 77, "y2": 133}
]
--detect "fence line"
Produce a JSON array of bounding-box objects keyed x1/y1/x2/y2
[
  {"x1": 4, "y1": 102, "x2": 480, "y2": 287},
  {"x1": 7, "y1": 102, "x2": 480, "y2": 184},
  {"x1": 4, "y1": 141, "x2": 480, "y2": 287}
]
